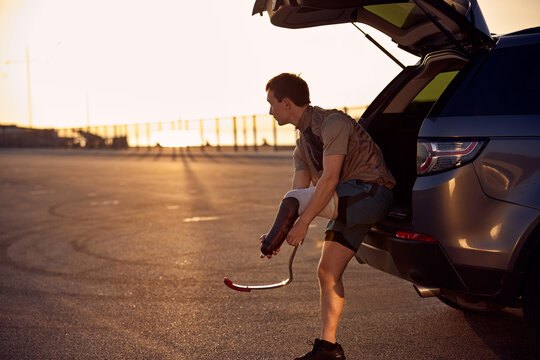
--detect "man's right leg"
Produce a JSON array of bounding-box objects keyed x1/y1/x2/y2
[{"x1": 293, "y1": 240, "x2": 353, "y2": 360}]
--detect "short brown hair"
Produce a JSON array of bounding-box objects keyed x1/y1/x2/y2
[{"x1": 266, "y1": 73, "x2": 310, "y2": 106}]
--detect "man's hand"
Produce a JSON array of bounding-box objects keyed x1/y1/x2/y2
[
  {"x1": 286, "y1": 219, "x2": 309, "y2": 247},
  {"x1": 259, "y1": 234, "x2": 280, "y2": 259}
]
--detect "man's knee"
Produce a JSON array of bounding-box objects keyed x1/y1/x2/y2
[{"x1": 317, "y1": 261, "x2": 340, "y2": 284}]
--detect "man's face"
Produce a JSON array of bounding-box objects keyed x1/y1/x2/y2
[{"x1": 267, "y1": 90, "x2": 290, "y2": 126}]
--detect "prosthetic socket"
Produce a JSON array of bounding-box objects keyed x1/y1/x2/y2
[{"x1": 260, "y1": 187, "x2": 338, "y2": 256}]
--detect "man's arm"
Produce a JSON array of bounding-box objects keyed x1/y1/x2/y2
[{"x1": 286, "y1": 154, "x2": 344, "y2": 247}]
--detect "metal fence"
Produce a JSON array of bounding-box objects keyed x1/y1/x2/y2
[{"x1": 55, "y1": 105, "x2": 368, "y2": 149}]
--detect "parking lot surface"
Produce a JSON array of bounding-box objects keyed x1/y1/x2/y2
[{"x1": 1, "y1": 148, "x2": 538, "y2": 359}]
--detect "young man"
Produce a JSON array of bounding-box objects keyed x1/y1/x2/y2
[{"x1": 260, "y1": 73, "x2": 395, "y2": 360}]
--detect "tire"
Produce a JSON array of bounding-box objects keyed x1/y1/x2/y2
[
  {"x1": 523, "y1": 254, "x2": 540, "y2": 336},
  {"x1": 437, "y1": 291, "x2": 504, "y2": 312}
]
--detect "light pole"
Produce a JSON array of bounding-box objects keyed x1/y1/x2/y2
[
  {"x1": 86, "y1": 90, "x2": 90, "y2": 131},
  {"x1": 5, "y1": 45, "x2": 34, "y2": 128},
  {"x1": 25, "y1": 45, "x2": 33, "y2": 128}
]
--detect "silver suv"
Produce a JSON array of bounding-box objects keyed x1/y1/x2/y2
[{"x1": 252, "y1": 0, "x2": 540, "y2": 332}]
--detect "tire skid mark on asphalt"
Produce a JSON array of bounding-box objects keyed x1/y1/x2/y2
[
  {"x1": 47, "y1": 200, "x2": 76, "y2": 219},
  {"x1": 1, "y1": 228, "x2": 256, "y2": 287},
  {"x1": 70, "y1": 236, "x2": 172, "y2": 267},
  {"x1": 0, "y1": 226, "x2": 117, "y2": 284},
  {"x1": 0, "y1": 225, "x2": 60, "y2": 272},
  {"x1": 48, "y1": 198, "x2": 132, "y2": 222},
  {"x1": 70, "y1": 236, "x2": 259, "y2": 268},
  {"x1": 0, "y1": 274, "x2": 211, "y2": 301},
  {"x1": 47, "y1": 198, "x2": 119, "y2": 221},
  {"x1": 47, "y1": 197, "x2": 227, "y2": 223},
  {"x1": 6, "y1": 203, "x2": 293, "y2": 291}
]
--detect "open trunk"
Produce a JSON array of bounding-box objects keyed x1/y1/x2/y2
[
  {"x1": 251, "y1": 0, "x2": 495, "y2": 224},
  {"x1": 253, "y1": 0, "x2": 493, "y2": 57},
  {"x1": 361, "y1": 50, "x2": 469, "y2": 224}
]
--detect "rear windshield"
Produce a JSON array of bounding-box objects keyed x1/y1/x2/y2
[{"x1": 436, "y1": 43, "x2": 540, "y2": 116}]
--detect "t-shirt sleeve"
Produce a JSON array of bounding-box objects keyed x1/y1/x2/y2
[
  {"x1": 321, "y1": 114, "x2": 351, "y2": 156},
  {"x1": 293, "y1": 141, "x2": 309, "y2": 172}
]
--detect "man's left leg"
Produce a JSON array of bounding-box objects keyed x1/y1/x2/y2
[{"x1": 318, "y1": 240, "x2": 355, "y2": 343}]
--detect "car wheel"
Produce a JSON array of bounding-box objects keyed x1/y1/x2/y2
[
  {"x1": 437, "y1": 291, "x2": 504, "y2": 312},
  {"x1": 523, "y1": 253, "x2": 540, "y2": 335}
]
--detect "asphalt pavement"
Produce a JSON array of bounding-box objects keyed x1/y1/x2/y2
[{"x1": 1, "y1": 148, "x2": 539, "y2": 359}]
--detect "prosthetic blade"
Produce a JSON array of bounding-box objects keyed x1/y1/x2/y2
[{"x1": 224, "y1": 246, "x2": 298, "y2": 292}]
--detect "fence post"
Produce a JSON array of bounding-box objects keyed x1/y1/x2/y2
[
  {"x1": 200, "y1": 119, "x2": 204, "y2": 151},
  {"x1": 252, "y1": 115, "x2": 258, "y2": 151},
  {"x1": 233, "y1": 116, "x2": 238, "y2": 151},
  {"x1": 104, "y1": 126, "x2": 109, "y2": 147},
  {"x1": 146, "y1": 123, "x2": 151, "y2": 150},
  {"x1": 135, "y1": 123, "x2": 140, "y2": 149},
  {"x1": 215, "y1": 118, "x2": 221, "y2": 151},
  {"x1": 242, "y1": 116, "x2": 248, "y2": 150}
]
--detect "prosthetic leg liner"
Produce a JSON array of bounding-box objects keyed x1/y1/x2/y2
[
  {"x1": 284, "y1": 187, "x2": 338, "y2": 220},
  {"x1": 260, "y1": 197, "x2": 299, "y2": 256},
  {"x1": 260, "y1": 188, "x2": 338, "y2": 255}
]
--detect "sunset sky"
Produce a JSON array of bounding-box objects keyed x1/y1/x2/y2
[{"x1": 1, "y1": 0, "x2": 539, "y2": 129}]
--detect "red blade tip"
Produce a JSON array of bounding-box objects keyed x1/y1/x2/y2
[{"x1": 223, "y1": 277, "x2": 251, "y2": 292}]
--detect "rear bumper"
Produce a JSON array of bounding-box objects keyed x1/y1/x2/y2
[
  {"x1": 357, "y1": 226, "x2": 523, "y2": 306},
  {"x1": 357, "y1": 227, "x2": 467, "y2": 292}
]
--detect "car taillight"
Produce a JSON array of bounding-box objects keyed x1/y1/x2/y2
[
  {"x1": 395, "y1": 231, "x2": 437, "y2": 242},
  {"x1": 416, "y1": 140, "x2": 485, "y2": 175}
]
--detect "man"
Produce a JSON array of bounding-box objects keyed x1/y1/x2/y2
[{"x1": 260, "y1": 73, "x2": 395, "y2": 360}]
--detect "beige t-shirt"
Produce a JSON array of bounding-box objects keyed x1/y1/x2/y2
[{"x1": 294, "y1": 106, "x2": 395, "y2": 189}]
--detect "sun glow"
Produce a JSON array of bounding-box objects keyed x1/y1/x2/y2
[
  {"x1": 151, "y1": 129, "x2": 202, "y2": 148},
  {"x1": 1, "y1": 0, "x2": 538, "y2": 129}
]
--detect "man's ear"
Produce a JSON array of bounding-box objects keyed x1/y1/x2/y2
[{"x1": 282, "y1": 97, "x2": 291, "y2": 109}]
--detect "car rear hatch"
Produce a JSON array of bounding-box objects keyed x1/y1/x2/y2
[{"x1": 252, "y1": 0, "x2": 494, "y2": 57}]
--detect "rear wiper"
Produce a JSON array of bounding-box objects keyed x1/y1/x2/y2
[{"x1": 351, "y1": 23, "x2": 406, "y2": 69}]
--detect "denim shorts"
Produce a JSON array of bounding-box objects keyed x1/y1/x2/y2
[{"x1": 325, "y1": 180, "x2": 393, "y2": 252}]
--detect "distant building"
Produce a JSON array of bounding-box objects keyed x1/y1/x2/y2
[
  {"x1": 0, "y1": 125, "x2": 127, "y2": 149},
  {"x1": 0, "y1": 125, "x2": 70, "y2": 148}
]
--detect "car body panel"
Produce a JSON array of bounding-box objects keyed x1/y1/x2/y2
[
  {"x1": 252, "y1": 0, "x2": 493, "y2": 56},
  {"x1": 474, "y1": 139, "x2": 540, "y2": 210},
  {"x1": 419, "y1": 115, "x2": 540, "y2": 137},
  {"x1": 413, "y1": 165, "x2": 540, "y2": 270},
  {"x1": 496, "y1": 30, "x2": 540, "y2": 48}
]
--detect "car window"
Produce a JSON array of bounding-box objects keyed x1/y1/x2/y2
[
  {"x1": 412, "y1": 71, "x2": 459, "y2": 103},
  {"x1": 363, "y1": 3, "x2": 425, "y2": 29},
  {"x1": 402, "y1": 70, "x2": 459, "y2": 115},
  {"x1": 436, "y1": 43, "x2": 540, "y2": 116},
  {"x1": 363, "y1": 1, "x2": 469, "y2": 29}
]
